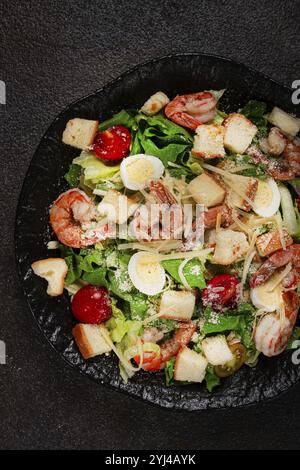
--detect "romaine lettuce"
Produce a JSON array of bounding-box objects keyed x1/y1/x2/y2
[
  {"x1": 204, "y1": 364, "x2": 220, "y2": 392},
  {"x1": 64, "y1": 163, "x2": 82, "y2": 188},
  {"x1": 161, "y1": 258, "x2": 206, "y2": 289},
  {"x1": 73, "y1": 151, "x2": 120, "y2": 185},
  {"x1": 98, "y1": 109, "x2": 137, "y2": 131}
]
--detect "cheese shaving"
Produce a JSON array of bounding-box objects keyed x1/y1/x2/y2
[
  {"x1": 241, "y1": 250, "x2": 256, "y2": 290},
  {"x1": 216, "y1": 212, "x2": 221, "y2": 233},
  {"x1": 202, "y1": 163, "x2": 254, "y2": 207},
  {"x1": 267, "y1": 263, "x2": 292, "y2": 292},
  {"x1": 275, "y1": 212, "x2": 286, "y2": 250},
  {"x1": 157, "y1": 248, "x2": 213, "y2": 261},
  {"x1": 231, "y1": 213, "x2": 253, "y2": 238},
  {"x1": 100, "y1": 327, "x2": 141, "y2": 373},
  {"x1": 178, "y1": 258, "x2": 192, "y2": 290}
]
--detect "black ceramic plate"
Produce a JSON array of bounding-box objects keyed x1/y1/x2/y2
[{"x1": 15, "y1": 53, "x2": 300, "y2": 410}]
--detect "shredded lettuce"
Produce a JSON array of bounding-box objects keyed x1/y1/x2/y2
[{"x1": 106, "y1": 303, "x2": 143, "y2": 345}]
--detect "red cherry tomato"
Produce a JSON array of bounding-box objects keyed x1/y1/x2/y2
[
  {"x1": 71, "y1": 285, "x2": 112, "y2": 324},
  {"x1": 202, "y1": 274, "x2": 239, "y2": 311},
  {"x1": 93, "y1": 125, "x2": 131, "y2": 161},
  {"x1": 134, "y1": 351, "x2": 162, "y2": 371}
]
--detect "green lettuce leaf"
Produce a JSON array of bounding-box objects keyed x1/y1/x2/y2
[
  {"x1": 204, "y1": 364, "x2": 220, "y2": 392},
  {"x1": 202, "y1": 304, "x2": 255, "y2": 350},
  {"x1": 64, "y1": 254, "x2": 82, "y2": 285},
  {"x1": 287, "y1": 327, "x2": 300, "y2": 350},
  {"x1": 82, "y1": 267, "x2": 107, "y2": 287},
  {"x1": 165, "y1": 358, "x2": 176, "y2": 386},
  {"x1": 161, "y1": 258, "x2": 206, "y2": 289},
  {"x1": 73, "y1": 151, "x2": 120, "y2": 185},
  {"x1": 64, "y1": 163, "x2": 82, "y2": 187},
  {"x1": 98, "y1": 109, "x2": 137, "y2": 131},
  {"x1": 241, "y1": 100, "x2": 268, "y2": 131}
]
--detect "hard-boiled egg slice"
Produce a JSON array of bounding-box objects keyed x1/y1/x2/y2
[
  {"x1": 120, "y1": 154, "x2": 164, "y2": 190},
  {"x1": 252, "y1": 178, "x2": 280, "y2": 217},
  {"x1": 128, "y1": 252, "x2": 166, "y2": 296},
  {"x1": 250, "y1": 271, "x2": 283, "y2": 312}
]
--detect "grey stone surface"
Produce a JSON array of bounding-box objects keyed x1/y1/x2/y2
[{"x1": 0, "y1": 0, "x2": 300, "y2": 450}]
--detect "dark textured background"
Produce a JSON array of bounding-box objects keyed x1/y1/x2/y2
[{"x1": 1, "y1": 0, "x2": 300, "y2": 450}]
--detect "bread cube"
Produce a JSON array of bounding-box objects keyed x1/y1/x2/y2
[
  {"x1": 98, "y1": 190, "x2": 139, "y2": 224},
  {"x1": 212, "y1": 229, "x2": 249, "y2": 265},
  {"x1": 267, "y1": 107, "x2": 300, "y2": 137},
  {"x1": 62, "y1": 118, "x2": 99, "y2": 150},
  {"x1": 159, "y1": 290, "x2": 195, "y2": 321},
  {"x1": 174, "y1": 347, "x2": 208, "y2": 382},
  {"x1": 72, "y1": 324, "x2": 112, "y2": 359},
  {"x1": 188, "y1": 172, "x2": 225, "y2": 207},
  {"x1": 192, "y1": 124, "x2": 225, "y2": 159},
  {"x1": 256, "y1": 228, "x2": 293, "y2": 257},
  {"x1": 227, "y1": 176, "x2": 258, "y2": 212},
  {"x1": 202, "y1": 335, "x2": 233, "y2": 365},
  {"x1": 223, "y1": 113, "x2": 257, "y2": 154},
  {"x1": 31, "y1": 258, "x2": 68, "y2": 296},
  {"x1": 141, "y1": 91, "x2": 170, "y2": 116}
]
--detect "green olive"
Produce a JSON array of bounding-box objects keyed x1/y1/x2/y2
[{"x1": 214, "y1": 343, "x2": 246, "y2": 378}]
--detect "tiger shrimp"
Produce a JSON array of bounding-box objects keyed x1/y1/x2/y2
[
  {"x1": 165, "y1": 91, "x2": 217, "y2": 130},
  {"x1": 130, "y1": 180, "x2": 182, "y2": 241},
  {"x1": 254, "y1": 291, "x2": 299, "y2": 357},
  {"x1": 250, "y1": 244, "x2": 300, "y2": 288},
  {"x1": 135, "y1": 321, "x2": 197, "y2": 371},
  {"x1": 50, "y1": 188, "x2": 110, "y2": 248},
  {"x1": 247, "y1": 140, "x2": 300, "y2": 181}
]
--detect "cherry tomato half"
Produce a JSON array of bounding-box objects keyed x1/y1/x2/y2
[
  {"x1": 93, "y1": 125, "x2": 131, "y2": 161},
  {"x1": 134, "y1": 351, "x2": 162, "y2": 371},
  {"x1": 71, "y1": 285, "x2": 112, "y2": 324},
  {"x1": 202, "y1": 274, "x2": 239, "y2": 311},
  {"x1": 214, "y1": 343, "x2": 246, "y2": 378}
]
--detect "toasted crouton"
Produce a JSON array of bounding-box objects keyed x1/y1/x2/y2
[
  {"x1": 159, "y1": 290, "x2": 196, "y2": 321},
  {"x1": 212, "y1": 229, "x2": 249, "y2": 265},
  {"x1": 62, "y1": 118, "x2": 99, "y2": 150},
  {"x1": 256, "y1": 228, "x2": 293, "y2": 257},
  {"x1": 97, "y1": 190, "x2": 140, "y2": 224},
  {"x1": 223, "y1": 113, "x2": 257, "y2": 154},
  {"x1": 188, "y1": 172, "x2": 226, "y2": 207},
  {"x1": 140, "y1": 91, "x2": 170, "y2": 116},
  {"x1": 192, "y1": 124, "x2": 225, "y2": 159},
  {"x1": 227, "y1": 176, "x2": 258, "y2": 212},
  {"x1": 267, "y1": 107, "x2": 300, "y2": 137},
  {"x1": 31, "y1": 258, "x2": 68, "y2": 296},
  {"x1": 174, "y1": 347, "x2": 208, "y2": 383},
  {"x1": 72, "y1": 324, "x2": 112, "y2": 360},
  {"x1": 202, "y1": 335, "x2": 233, "y2": 365}
]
